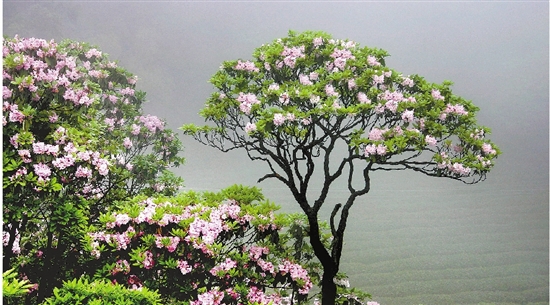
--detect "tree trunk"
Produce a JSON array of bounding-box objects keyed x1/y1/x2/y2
[
  {"x1": 321, "y1": 268, "x2": 338, "y2": 305},
  {"x1": 306, "y1": 211, "x2": 339, "y2": 305}
]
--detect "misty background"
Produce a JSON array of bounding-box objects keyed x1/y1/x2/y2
[{"x1": 3, "y1": 2, "x2": 548, "y2": 305}]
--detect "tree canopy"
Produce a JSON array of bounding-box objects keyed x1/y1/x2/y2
[{"x1": 182, "y1": 30, "x2": 500, "y2": 305}]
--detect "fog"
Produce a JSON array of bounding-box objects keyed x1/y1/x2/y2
[{"x1": 3, "y1": 2, "x2": 548, "y2": 304}]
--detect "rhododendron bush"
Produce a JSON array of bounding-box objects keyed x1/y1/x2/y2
[
  {"x1": 2, "y1": 36, "x2": 183, "y2": 302},
  {"x1": 85, "y1": 186, "x2": 315, "y2": 305},
  {"x1": 182, "y1": 30, "x2": 500, "y2": 305}
]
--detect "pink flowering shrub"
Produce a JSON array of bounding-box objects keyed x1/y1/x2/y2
[
  {"x1": 86, "y1": 186, "x2": 314, "y2": 305},
  {"x1": 2, "y1": 36, "x2": 183, "y2": 303}
]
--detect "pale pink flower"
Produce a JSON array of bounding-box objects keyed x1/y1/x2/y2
[
  {"x1": 364, "y1": 144, "x2": 377, "y2": 157},
  {"x1": 325, "y1": 84, "x2": 338, "y2": 97},
  {"x1": 245, "y1": 122, "x2": 257, "y2": 134},
  {"x1": 75, "y1": 165, "x2": 92, "y2": 178},
  {"x1": 376, "y1": 144, "x2": 387, "y2": 155},
  {"x1": 123, "y1": 137, "x2": 133, "y2": 149},
  {"x1": 402, "y1": 77, "x2": 414, "y2": 87},
  {"x1": 178, "y1": 260, "x2": 192, "y2": 275},
  {"x1": 273, "y1": 113, "x2": 285, "y2": 126},
  {"x1": 425, "y1": 135, "x2": 437, "y2": 146},
  {"x1": 357, "y1": 92, "x2": 371, "y2": 104},
  {"x1": 9, "y1": 109, "x2": 25, "y2": 123},
  {"x1": 310, "y1": 95, "x2": 320, "y2": 104},
  {"x1": 347, "y1": 79, "x2": 356, "y2": 90},
  {"x1": 299, "y1": 74, "x2": 313, "y2": 85},
  {"x1": 367, "y1": 55, "x2": 381, "y2": 66},
  {"x1": 401, "y1": 110, "x2": 415, "y2": 123},
  {"x1": 313, "y1": 37, "x2": 323, "y2": 47},
  {"x1": 372, "y1": 74, "x2": 384, "y2": 85},
  {"x1": 309, "y1": 72, "x2": 319, "y2": 80},
  {"x1": 482, "y1": 143, "x2": 496, "y2": 155},
  {"x1": 368, "y1": 128, "x2": 385, "y2": 141},
  {"x1": 268, "y1": 83, "x2": 279, "y2": 91},
  {"x1": 33, "y1": 163, "x2": 51, "y2": 179},
  {"x1": 279, "y1": 92, "x2": 290, "y2": 105},
  {"x1": 235, "y1": 60, "x2": 259, "y2": 72},
  {"x1": 431, "y1": 89, "x2": 444, "y2": 101}
]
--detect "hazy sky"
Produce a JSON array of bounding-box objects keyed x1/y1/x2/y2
[
  {"x1": 3, "y1": 0, "x2": 548, "y2": 206},
  {"x1": 3, "y1": 1, "x2": 549, "y2": 303}
]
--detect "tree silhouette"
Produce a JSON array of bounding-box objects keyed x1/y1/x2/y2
[{"x1": 182, "y1": 30, "x2": 500, "y2": 305}]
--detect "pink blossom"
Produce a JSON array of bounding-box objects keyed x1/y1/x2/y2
[
  {"x1": 448, "y1": 163, "x2": 471, "y2": 176},
  {"x1": 310, "y1": 95, "x2": 320, "y2": 104},
  {"x1": 138, "y1": 115, "x2": 165, "y2": 133},
  {"x1": 142, "y1": 250, "x2": 154, "y2": 269},
  {"x1": 268, "y1": 83, "x2": 279, "y2": 91},
  {"x1": 309, "y1": 72, "x2": 319, "y2": 80},
  {"x1": 299, "y1": 74, "x2": 313, "y2": 85},
  {"x1": 402, "y1": 77, "x2": 414, "y2": 87},
  {"x1": 178, "y1": 260, "x2": 192, "y2": 275},
  {"x1": 482, "y1": 143, "x2": 496, "y2": 155},
  {"x1": 48, "y1": 112, "x2": 58, "y2": 123},
  {"x1": 9, "y1": 109, "x2": 25, "y2": 123},
  {"x1": 425, "y1": 135, "x2": 437, "y2": 146},
  {"x1": 75, "y1": 165, "x2": 92, "y2": 179},
  {"x1": 33, "y1": 163, "x2": 51, "y2": 179},
  {"x1": 85, "y1": 48, "x2": 102, "y2": 58},
  {"x1": 401, "y1": 110, "x2": 415, "y2": 123},
  {"x1": 18, "y1": 149, "x2": 32, "y2": 163},
  {"x1": 120, "y1": 87, "x2": 135, "y2": 96},
  {"x1": 372, "y1": 74, "x2": 384, "y2": 85},
  {"x1": 245, "y1": 122, "x2": 257, "y2": 134},
  {"x1": 210, "y1": 258, "x2": 237, "y2": 276},
  {"x1": 431, "y1": 89, "x2": 445, "y2": 101},
  {"x1": 235, "y1": 60, "x2": 259, "y2": 73},
  {"x1": 278, "y1": 92, "x2": 290, "y2": 105},
  {"x1": 32, "y1": 142, "x2": 48, "y2": 154},
  {"x1": 95, "y1": 158, "x2": 109, "y2": 176},
  {"x1": 368, "y1": 128, "x2": 385, "y2": 141},
  {"x1": 273, "y1": 113, "x2": 285, "y2": 126},
  {"x1": 280, "y1": 45, "x2": 305, "y2": 68},
  {"x1": 3, "y1": 86, "x2": 13, "y2": 99},
  {"x1": 347, "y1": 79, "x2": 356, "y2": 90},
  {"x1": 444, "y1": 104, "x2": 468, "y2": 116},
  {"x1": 325, "y1": 84, "x2": 338, "y2": 97},
  {"x1": 376, "y1": 144, "x2": 387, "y2": 156},
  {"x1": 313, "y1": 37, "x2": 324, "y2": 47},
  {"x1": 367, "y1": 55, "x2": 381, "y2": 66},
  {"x1": 237, "y1": 92, "x2": 261, "y2": 114},
  {"x1": 364, "y1": 144, "x2": 377, "y2": 157},
  {"x1": 301, "y1": 117, "x2": 312, "y2": 125},
  {"x1": 357, "y1": 92, "x2": 371, "y2": 104},
  {"x1": 123, "y1": 137, "x2": 133, "y2": 149},
  {"x1": 52, "y1": 155, "x2": 75, "y2": 170}
]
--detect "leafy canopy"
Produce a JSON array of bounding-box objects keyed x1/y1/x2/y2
[{"x1": 183, "y1": 30, "x2": 500, "y2": 187}]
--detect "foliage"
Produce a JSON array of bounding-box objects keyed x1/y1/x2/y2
[
  {"x1": 3, "y1": 268, "x2": 35, "y2": 304},
  {"x1": 86, "y1": 185, "x2": 314, "y2": 305},
  {"x1": 182, "y1": 30, "x2": 500, "y2": 305},
  {"x1": 40, "y1": 278, "x2": 162, "y2": 305},
  {"x1": 2, "y1": 36, "x2": 184, "y2": 303}
]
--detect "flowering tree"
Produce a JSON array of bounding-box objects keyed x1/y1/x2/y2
[
  {"x1": 85, "y1": 185, "x2": 314, "y2": 305},
  {"x1": 2, "y1": 36, "x2": 184, "y2": 302},
  {"x1": 182, "y1": 30, "x2": 500, "y2": 304}
]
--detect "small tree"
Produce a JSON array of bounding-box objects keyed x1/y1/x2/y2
[
  {"x1": 2, "y1": 36, "x2": 184, "y2": 303},
  {"x1": 182, "y1": 30, "x2": 500, "y2": 304}
]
